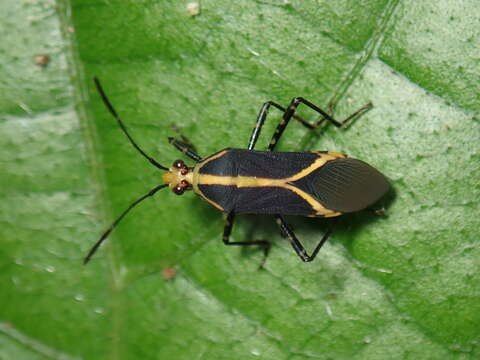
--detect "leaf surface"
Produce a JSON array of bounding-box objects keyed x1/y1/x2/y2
[{"x1": 1, "y1": 1, "x2": 479, "y2": 359}]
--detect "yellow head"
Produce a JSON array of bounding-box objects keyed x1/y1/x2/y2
[{"x1": 162, "y1": 159, "x2": 194, "y2": 195}]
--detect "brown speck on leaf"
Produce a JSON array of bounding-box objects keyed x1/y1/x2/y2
[
  {"x1": 35, "y1": 54, "x2": 50, "y2": 67},
  {"x1": 325, "y1": 292, "x2": 338, "y2": 300},
  {"x1": 162, "y1": 267, "x2": 177, "y2": 280}
]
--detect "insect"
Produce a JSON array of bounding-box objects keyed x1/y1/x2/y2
[{"x1": 84, "y1": 78, "x2": 389, "y2": 264}]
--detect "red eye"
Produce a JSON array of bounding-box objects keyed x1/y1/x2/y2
[
  {"x1": 180, "y1": 180, "x2": 189, "y2": 187},
  {"x1": 172, "y1": 185, "x2": 184, "y2": 195},
  {"x1": 173, "y1": 160, "x2": 184, "y2": 169},
  {"x1": 180, "y1": 168, "x2": 188, "y2": 175}
]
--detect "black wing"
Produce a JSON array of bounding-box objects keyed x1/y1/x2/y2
[{"x1": 294, "y1": 158, "x2": 389, "y2": 213}]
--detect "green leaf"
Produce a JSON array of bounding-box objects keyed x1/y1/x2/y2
[{"x1": 1, "y1": 0, "x2": 479, "y2": 359}]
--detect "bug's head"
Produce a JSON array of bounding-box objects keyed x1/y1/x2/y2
[{"x1": 162, "y1": 159, "x2": 194, "y2": 195}]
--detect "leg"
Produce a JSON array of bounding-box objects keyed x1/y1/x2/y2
[
  {"x1": 223, "y1": 212, "x2": 270, "y2": 265},
  {"x1": 248, "y1": 101, "x2": 312, "y2": 150},
  {"x1": 170, "y1": 124, "x2": 199, "y2": 153},
  {"x1": 168, "y1": 137, "x2": 202, "y2": 162},
  {"x1": 274, "y1": 215, "x2": 339, "y2": 262},
  {"x1": 268, "y1": 97, "x2": 372, "y2": 151}
]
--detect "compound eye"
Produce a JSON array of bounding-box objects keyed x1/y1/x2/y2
[
  {"x1": 173, "y1": 159, "x2": 185, "y2": 169},
  {"x1": 172, "y1": 185, "x2": 184, "y2": 195}
]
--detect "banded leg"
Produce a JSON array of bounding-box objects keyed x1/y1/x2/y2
[
  {"x1": 268, "y1": 98, "x2": 372, "y2": 151},
  {"x1": 274, "y1": 215, "x2": 339, "y2": 262},
  {"x1": 170, "y1": 125, "x2": 199, "y2": 153},
  {"x1": 248, "y1": 101, "x2": 312, "y2": 150},
  {"x1": 168, "y1": 137, "x2": 202, "y2": 162},
  {"x1": 222, "y1": 212, "x2": 271, "y2": 262}
]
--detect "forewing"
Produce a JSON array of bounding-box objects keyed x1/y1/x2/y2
[{"x1": 294, "y1": 158, "x2": 389, "y2": 213}]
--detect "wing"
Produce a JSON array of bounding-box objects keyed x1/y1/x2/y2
[{"x1": 293, "y1": 158, "x2": 390, "y2": 213}]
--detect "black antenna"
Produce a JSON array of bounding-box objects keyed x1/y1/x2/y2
[
  {"x1": 84, "y1": 183, "x2": 169, "y2": 264},
  {"x1": 93, "y1": 77, "x2": 168, "y2": 171}
]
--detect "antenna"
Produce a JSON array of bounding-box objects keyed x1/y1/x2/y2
[
  {"x1": 93, "y1": 77, "x2": 168, "y2": 171},
  {"x1": 84, "y1": 184, "x2": 168, "y2": 264},
  {"x1": 85, "y1": 78, "x2": 172, "y2": 264}
]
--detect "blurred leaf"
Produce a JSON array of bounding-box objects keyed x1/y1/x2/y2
[{"x1": 1, "y1": 0, "x2": 479, "y2": 359}]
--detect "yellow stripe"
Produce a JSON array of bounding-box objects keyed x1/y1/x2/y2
[
  {"x1": 196, "y1": 152, "x2": 343, "y2": 187},
  {"x1": 283, "y1": 152, "x2": 344, "y2": 182},
  {"x1": 192, "y1": 149, "x2": 228, "y2": 194},
  {"x1": 192, "y1": 150, "x2": 229, "y2": 210},
  {"x1": 282, "y1": 184, "x2": 341, "y2": 217},
  {"x1": 193, "y1": 151, "x2": 345, "y2": 217}
]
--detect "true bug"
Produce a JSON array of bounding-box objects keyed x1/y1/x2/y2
[{"x1": 84, "y1": 78, "x2": 389, "y2": 264}]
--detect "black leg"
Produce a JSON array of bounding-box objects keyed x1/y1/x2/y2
[
  {"x1": 170, "y1": 125, "x2": 199, "y2": 153},
  {"x1": 168, "y1": 137, "x2": 202, "y2": 162},
  {"x1": 248, "y1": 101, "x2": 312, "y2": 150},
  {"x1": 274, "y1": 215, "x2": 339, "y2": 262},
  {"x1": 268, "y1": 98, "x2": 372, "y2": 151},
  {"x1": 222, "y1": 212, "x2": 270, "y2": 265}
]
